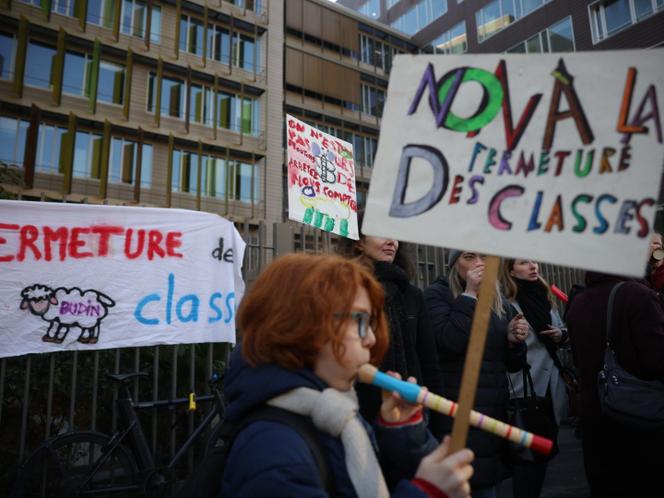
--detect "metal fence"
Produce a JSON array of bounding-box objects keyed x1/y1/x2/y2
[{"x1": 0, "y1": 195, "x2": 585, "y2": 494}]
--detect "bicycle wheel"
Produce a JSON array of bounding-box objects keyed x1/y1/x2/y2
[{"x1": 10, "y1": 431, "x2": 139, "y2": 498}]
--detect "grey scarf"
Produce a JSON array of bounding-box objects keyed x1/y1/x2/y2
[{"x1": 267, "y1": 387, "x2": 389, "y2": 498}]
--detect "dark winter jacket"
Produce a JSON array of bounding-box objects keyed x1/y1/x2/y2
[
  {"x1": 356, "y1": 262, "x2": 446, "y2": 439},
  {"x1": 219, "y1": 348, "x2": 437, "y2": 497},
  {"x1": 565, "y1": 272, "x2": 664, "y2": 421},
  {"x1": 423, "y1": 277, "x2": 526, "y2": 488}
]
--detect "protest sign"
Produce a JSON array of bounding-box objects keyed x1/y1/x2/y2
[
  {"x1": 286, "y1": 114, "x2": 359, "y2": 239},
  {"x1": 0, "y1": 200, "x2": 245, "y2": 358},
  {"x1": 363, "y1": 51, "x2": 664, "y2": 276}
]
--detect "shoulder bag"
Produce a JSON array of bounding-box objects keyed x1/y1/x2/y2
[{"x1": 597, "y1": 282, "x2": 664, "y2": 429}]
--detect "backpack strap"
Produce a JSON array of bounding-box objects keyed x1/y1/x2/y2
[
  {"x1": 230, "y1": 405, "x2": 333, "y2": 495},
  {"x1": 605, "y1": 281, "x2": 626, "y2": 349}
]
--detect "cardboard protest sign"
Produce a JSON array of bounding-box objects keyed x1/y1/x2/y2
[
  {"x1": 286, "y1": 114, "x2": 359, "y2": 239},
  {"x1": 363, "y1": 51, "x2": 664, "y2": 276},
  {"x1": 0, "y1": 200, "x2": 245, "y2": 358}
]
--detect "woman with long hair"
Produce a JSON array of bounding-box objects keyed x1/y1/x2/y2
[
  {"x1": 424, "y1": 251, "x2": 528, "y2": 498},
  {"x1": 337, "y1": 212, "x2": 445, "y2": 441},
  {"x1": 501, "y1": 258, "x2": 568, "y2": 498},
  {"x1": 219, "y1": 253, "x2": 474, "y2": 497}
]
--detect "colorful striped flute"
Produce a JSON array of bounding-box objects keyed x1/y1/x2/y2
[{"x1": 358, "y1": 364, "x2": 553, "y2": 456}]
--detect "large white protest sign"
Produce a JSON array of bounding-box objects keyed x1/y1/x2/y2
[
  {"x1": 363, "y1": 51, "x2": 664, "y2": 277},
  {"x1": 0, "y1": 201, "x2": 245, "y2": 358},
  {"x1": 286, "y1": 114, "x2": 359, "y2": 239}
]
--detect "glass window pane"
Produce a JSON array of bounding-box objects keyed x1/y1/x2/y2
[
  {"x1": 132, "y1": 1, "x2": 146, "y2": 37},
  {"x1": 73, "y1": 131, "x2": 90, "y2": 177},
  {"x1": 190, "y1": 85, "x2": 203, "y2": 123},
  {"x1": 172, "y1": 149, "x2": 181, "y2": 191},
  {"x1": 87, "y1": 0, "x2": 102, "y2": 25},
  {"x1": 63, "y1": 51, "x2": 88, "y2": 96},
  {"x1": 604, "y1": 0, "x2": 632, "y2": 36},
  {"x1": 110, "y1": 136, "x2": 122, "y2": 182},
  {"x1": 521, "y1": 0, "x2": 542, "y2": 16},
  {"x1": 634, "y1": 0, "x2": 653, "y2": 20},
  {"x1": 507, "y1": 42, "x2": 526, "y2": 53},
  {"x1": 121, "y1": 141, "x2": 135, "y2": 182},
  {"x1": 103, "y1": 0, "x2": 117, "y2": 29},
  {"x1": 0, "y1": 117, "x2": 18, "y2": 164},
  {"x1": 179, "y1": 16, "x2": 188, "y2": 53},
  {"x1": 140, "y1": 143, "x2": 152, "y2": 187},
  {"x1": 549, "y1": 17, "x2": 574, "y2": 52},
  {"x1": 98, "y1": 61, "x2": 125, "y2": 105},
  {"x1": 162, "y1": 77, "x2": 184, "y2": 118},
  {"x1": 26, "y1": 42, "x2": 56, "y2": 89},
  {"x1": 214, "y1": 158, "x2": 226, "y2": 198},
  {"x1": 526, "y1": 33, "x2": 542, "y2": 53},
  {"x1": 0, "y1": 33, "x2": 16, "y2": 81},
  {"x1": 121, "y1": 0, "x2": 133, "y2": 35},
  {"x1": 150, "y1": 6, "x2": 161, "y2": 44}
]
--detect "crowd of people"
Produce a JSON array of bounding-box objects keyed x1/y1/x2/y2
[{"x1": 211, "y1": 223, "x2": 664, "y2": 498}]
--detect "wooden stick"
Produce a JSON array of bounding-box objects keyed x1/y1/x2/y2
[
  {"x1": 449, "y1": 255, "x2": 500, "y2": 453},
  {"x1": 358, "y1": 364, "x2": 553, "y2": 456}
]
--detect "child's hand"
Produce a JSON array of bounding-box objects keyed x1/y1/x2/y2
[
  {"x1": 415, "y1": 436, "x2": 474, "y2": 498},
  {"x1": 378, "y1": 371, "x2": 423, "y2": 424}
]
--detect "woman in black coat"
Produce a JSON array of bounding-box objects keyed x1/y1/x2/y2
[
  {"x1": 337, "y1": 214, "x2": 446, "y2": 443},
  {"x1": 424, "y1": 250, "x2": 528, "y2": 498}
]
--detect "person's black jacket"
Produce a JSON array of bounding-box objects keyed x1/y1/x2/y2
[
  {"x1": 424, "y1": 277, "x2": 526, "y2": 488},
  {"x1": 356, "y1": 262, "x2": 446, "y2": 440}
]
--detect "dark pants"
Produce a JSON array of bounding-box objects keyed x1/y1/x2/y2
[
  {"x1": 512, "y1": 460, "x2": 547, "y2": 498},
  {"x1": 581, "y1": 415, "x2": 664, "y2": 498}
]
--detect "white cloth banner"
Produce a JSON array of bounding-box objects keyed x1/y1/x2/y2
[
  {"x1": 0, "y1": 200, "x2": 245, "y2": 358},
  {"x1": 363, "y1": 51, "x2": 664, "y2": 277}
]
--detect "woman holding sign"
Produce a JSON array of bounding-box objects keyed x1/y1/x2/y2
[
  {"x1": 424, "y1": 251, "x2": 528, "y2": 498},
  {"x1": 337, "y1": 212, "x2": 446, "y2": 444},
  {"x1": 501, "y1": 259, "x2": 568, "y2": 498},
  {"x1": 219, "y1": 253, "x2": 475, "y2": 498}
]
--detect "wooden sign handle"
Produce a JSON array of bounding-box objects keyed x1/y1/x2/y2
[{"x1": 449, "y1": 255, "x2": 500, "y2": 453}]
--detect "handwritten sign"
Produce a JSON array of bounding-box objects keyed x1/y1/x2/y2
[
  {"x1": 0, "y1": 200, "x2": 246, "y2": 358},
  {"x1": 286, "y1": 114, "x2": 359, "y2": 239},
  {"x1": 363, "y1": 52, "x2": 664, "y2": 276}
]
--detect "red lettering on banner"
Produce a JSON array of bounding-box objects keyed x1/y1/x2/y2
[
  {"x1": 0, "y1": 223, "x2": 19, "y2": 262},
  {"x1": 147, "y1": 230, "x2": 165, "y2": 260},
  {"x1": 166, "y1": 232, "x2": 184, "y2": 258},
  {"x1": 91, "y1": 225, "x2": 125, "y2": 256},
  {"x1": 69, "y1": 227, "x2": 94, "y2": 259},
  {"x1": 18, "y1": 225, "x2": 41, "y2": 261},
  {"x1": 125, "y1": 229, "x2": 146, "y2": 259},
  {"x1": 43, "y1": 226, "x2": 68, "y2": 261}
]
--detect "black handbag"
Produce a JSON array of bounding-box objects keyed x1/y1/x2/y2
[
  {"x1": 507, "y1": 366, "x2": 557, "y2": 463},
  {"x1": 597, "y1": 282, "x2": 664, "y2": 429}
]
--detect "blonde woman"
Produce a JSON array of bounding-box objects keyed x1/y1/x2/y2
[
  {"x1": 424, "y1": 251, "x2": 528, "y2": 498},
  {"x1": 501, "y1": 258, "x2": 568, "y2": 498}
]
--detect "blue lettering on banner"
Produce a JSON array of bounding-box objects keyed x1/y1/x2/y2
[{"x1": 133, "y1": 273, "x2": 235, "y2": 327}]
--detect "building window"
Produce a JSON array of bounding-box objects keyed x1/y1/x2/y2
[
  {"x1": 87, "y1": 0, "x2": 118, "y2": 29},
  {"x1": 190, "y1": 84, "x2": 215, "y2": 127},
  {"x1": 589, "y1": 0, "x2": 663, "y2": 43},
  {"x1": 36, "y1": 123, "x2": 66, "y2": 173},
  {"x1": 0, "y1": 116, "x2": 29, "y2": 166},
  {"x1": 507, "y1": 16, "x2": 575, "y2": 53},
  {"x1": 150, "y1": 6, "x2": 162, "y2": 44},
  {"x1": 63, "y1": 51, "x2": 91, "y2": 98},
  {"x1": 18, "y1": 0, "x2": 41, "y2": 7},
  {"x1": 122, "y1": 0, "x2": 147, "y2": 38},
  {"x1": 171, "y1": 149, "x2": 260, "y2": 203},
  {"x1": 180, "y1": 15, "x2": 204, "y2": 56},
  {"x1": 227, "y1": 0, "x2": 262, "y2": 12},
  {"x1": 206, "y1": 24, "x2": 231, "y2": 64},
  {"x1": 98, "y1": 61, "x2": 125, "y2": 105},
  {"x1": 148, "y1": 74, "x2": 185, "y2": 119},
  {"x1": 0, "y1": 33, "x2": 16, "y2": 81},
  {"x1": 73, "y1": 131, "x2": 103, "y2": 179},
  {"x1": 361, "y1": 84, "x2": 385, "y2": 118},
  {"x1": 109, "y1": 138, "x2": 152, "y2": 186},
  {"x1": 476, "y1": 0, "x2": 552, "y2": 43},
  {"x1": 360, "y1": 35, "x2": 394, "y2": 70},
  {"x1": 391, "y1": 0, "x2": 448, "y2": 35},
  {"x1": 51, "y1": 0, "x2": 75, "y2": 17},
  {"x1": 359, "y1": 0, "x2": 381, "y2": 19},
  {"x1": 431, "y1": 21, "x2": 467, "y2": 54},
  {"x1": 25, "y1": 41, "x2": 56, "y2": 90},
  {"x1": 232, "y1": 32, "x2": 259, "y2": 71}
]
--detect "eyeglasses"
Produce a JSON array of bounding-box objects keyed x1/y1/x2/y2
[{"x1": 334, "y1": 311, "x2": 376, "y2": 339}]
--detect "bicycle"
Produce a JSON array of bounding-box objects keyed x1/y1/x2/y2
[{"x1": 10, "y1": 371, "x2": 226, "y2": 498}]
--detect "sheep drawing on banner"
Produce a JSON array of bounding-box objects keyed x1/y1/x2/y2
[{"x1": 20, "y1": 285, "x2": 116, "y2": 344}]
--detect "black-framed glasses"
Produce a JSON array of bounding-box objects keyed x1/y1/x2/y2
[{"x1": 334, "y1": 311, "x2": 376, "y2": 339}]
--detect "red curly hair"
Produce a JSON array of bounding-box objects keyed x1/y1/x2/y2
[{"x1": 239, "y1": 253, "x2": 389, "y2": 370}]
